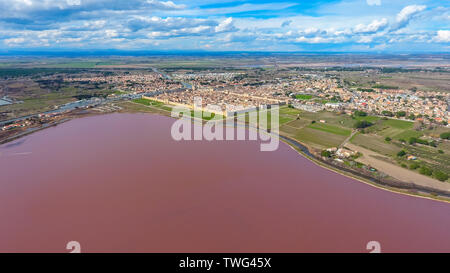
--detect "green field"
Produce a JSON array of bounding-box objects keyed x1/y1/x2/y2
[
  {"x1": 278, "y1": 115, "x2": 295, "y2": 125},
  {"x1": 371, "y1": 119, "x2": 416, "y2": 140},
  {"x1": 283, "y1": 118, "x2": 310, "y2": 128},
  {"x1": 382, "y1": 119, "x2": 413, "y2": 129},
  {"x1": 235, "y1": 107, "x2": 294, "y2": 126},
  {"x1": 276, "y1": 107, "x2": 352, "y2": 149},
  {"x1": 190, "y1": 111, "x2": 223, "y2": 121},
  {"x1": 350, "y1": 133, "x2": 402, "y2": 156},
  {"x1": 135, "y1": 98, "x2": 224, "y2": 121},
  {"x1": 279, "y1": 106, "x2": 302, "y2": 117},
  {"x1": 293, "y1": 127, "x2": 348, "y2": 149},
  {"x1": 393, "y1": 129, "x2": 423, "y2": 140},
  {"x1": 354, "y1": 115, "x2": 381, "y2": 123},
  {"x1": 308, "y1": 122, "x2": 351, "y2": 136},
  {"x1": 132, "y1": 98, "x2": 164, "y2": 107},
  {"x1": 133, "y1": 98, "x2": 172, "y2": 112},
  {"x1": 49, "y1": 62, "x2": 98, "y2": 68},
  {"x1": 295, "y1": 94, "x2": 313, "y2": 100}
]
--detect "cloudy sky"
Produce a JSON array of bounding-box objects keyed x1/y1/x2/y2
[{"x1": 0, "y1": 0, "x2": 449, "y2": 52}]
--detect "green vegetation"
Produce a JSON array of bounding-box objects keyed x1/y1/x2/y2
[
  {"x1": 372, "y1": 84, "x2": 399, "y2": 90},
  {"x1": 190, "y1": 111, "x2": 222, "y2": 121},
  {"x1": 354, "y1": 120, "x2": 373, "y2": 129},
  {"x1": 279, "y1": 115, "x2": 295, "y2": 125},
  {"x1": 295, "y1": 94, "x2": 313, "y2": 100},
  {"x1": 354, "y1": 115, "x2": 380, "y2": 123},
  {"x1": 321, "y1": 150, "x2": 332, "y2": 158},
  {"x1": 396, "y1": 111, "x2": 407, "y2": 118},
  {"x1": 279, "y1": 106, "x2": 302, "y2": 116},
  {"x1": 236, "y1": 108, "x2": 293, "y2": 127},
  {"x1": 293, "y1": 127, "x2": 348, "y2": 148},
  {"x1": 381, "y1": 110, "x2": 394, "y2": 117},
  {"x1": 308, "y1": 122, "x2": 351, "y2": 136},
  {"x1": 433, "y1": 171, "x2": 449, "y2": 182},
  {"x1": 392, "y1": 130, "x2": 423, "y2": 141},
  {"x1": 0, "y1": 68, "x2": 84, "y2": 78},
  {"x1": 357, "y1": 88, "x2": 375, "y2": 92},
  {"x1": 382, "y1": 119, "x2": 413, "y2": 129},
  {"x1": 441, "y1": 132, "x2": 450, "y2": 140},
  {"x1": 408, "y1": 137, "x2": 437, "y2": 147},
  {"x1": 353, "y1": 110, "x2": 367, "y2": 117},
  {"x1": 133, "y1": 98, "x2": 164, "y2": 107},
  {"x1": 419, "y1": 166, "x2": 433, "y2": 176}
]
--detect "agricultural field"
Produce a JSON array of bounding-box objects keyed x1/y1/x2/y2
[
  {"x1": 132, "y1": 98, "x2": 164, "y2": 107},
  {"x1": 348, "y1": 115, "x2": 450, "y2": 182},
  {"x1": 276, "y1": 106, "x2": 450, "y2": 182},
  {"x1": 350, "y1": 133, "x2": 401, "y2": 157},
  {"x1": 354, "y1": 115, "x2": 381, "y2": 123},
  {"x1": 364, "y1": 118, "x2": 415, "y2": 139},
  {"x1": 339, "y1": 70, "x2": 450, "y2": 93},
  {"x1": 132, "y1": 98, "x2": 173, "y2": 113},
  {"x1": 393, "y1": 130, "x2": 423, "y2": 141},
  {"x1": 293, "y1": 127, "x2": 349, "y2": 149},
  {"x1": 298, "y1": 110, "x2": 355, "y2": 128},
  {"x1": 307, "y1": 122, "x2": 351, "y2": 137},
  {"x1": 401, "y1": 143, "x2": 450, "y2": 175},
  {"x1": 278, "y1": 106, "x2": 352, "y2": 149}
]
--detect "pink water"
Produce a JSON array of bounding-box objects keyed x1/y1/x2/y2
[{"x1": 0, "y1": 113, "x2": 449, "y2": 253}]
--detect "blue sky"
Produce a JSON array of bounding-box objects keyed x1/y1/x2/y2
[{"x1": 0, "y1": 0, "x2": 449, "y2": 52}]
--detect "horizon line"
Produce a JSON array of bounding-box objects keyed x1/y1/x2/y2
[{"x1": 0, "y1": 49, "x2": 450, "y2": 56}]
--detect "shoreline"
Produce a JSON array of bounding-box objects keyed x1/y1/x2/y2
[
  {"x1": 279, "y1": 134, "x2": 450, "y2": 204},
  {"x1": 1, "y1": 109, "x2": 449, "y2": 204}
]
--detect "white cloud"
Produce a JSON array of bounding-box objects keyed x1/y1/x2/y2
[
  {"x1": 146, "y1": 0, "x2": 185, "y2": 10},
  {"x1": 127, "y1": 16, "x2": 220, "y2": 33},
  {"x1": 354, "y1": 18, "x2": 388, "y2": 34},
  {"x1": 105, "y1": 29, "x2": 118, "y2": 38},
  {"x1": 3, "y1": 37, "x2": 26, "y2": 46},
  {"x1": 215, "y1": 17, "x2": 234, "y2": 33},
  {"x1": 0, "y1": 0, "x2": 447, "y2": 51},
  {"x1": 366, "y1": 0, "x2": 381, "y2": 6},
  {"x1": 392, "y1": 5, "x2": 426, "y2": 30},
  {"x1": 295, "y1": 36, "x2": 345, "y2": 44},
  {"x1": 435, "y1": 30, "x2": 450, "y2": 42},
  {"x1": 66, "y1": 0, "x2": 81, "y2": 6},
  {"x1": 201, "y1": 2, "x2": 297, "y2": 15},
  {"x1": 127, "y1": 16, "x2": 236, "y2": 38},
  {"x1": 358, "y1": 36, "x2": 374, "y2": 43}
]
